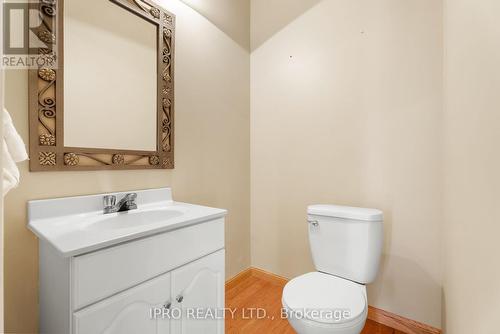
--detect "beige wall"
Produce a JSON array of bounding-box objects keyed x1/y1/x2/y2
[
  {"x1": 251, "y1": 0, "x2": 443, "y2": 328},
  {"x1": 443, "y1": 0, "x2": 500, "y2": 332},
  {"x1": 180, "y1": 0, "x2": 250, "y2": 50},
  {"x1": 250, "y1": 0, "x2": 321, "y2": 51},
  {"x1": 3, "y1": 0, "x2": 250, "y2": 332}
]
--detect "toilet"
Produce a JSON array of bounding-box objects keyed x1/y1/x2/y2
[{"x1": 282, "y1": 205, "x2": 384, "y2": 334}]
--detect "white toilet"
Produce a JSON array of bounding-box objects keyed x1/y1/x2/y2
[{"x1": 282, "y1": 205, "x2": 384, "y2": 334}]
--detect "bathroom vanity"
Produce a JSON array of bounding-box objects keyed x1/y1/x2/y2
[{"x1": 28, "y1": 188, "x2": 227, "y2": 334}]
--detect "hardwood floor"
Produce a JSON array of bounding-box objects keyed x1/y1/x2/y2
[{"x1": 225, "y1": 274, "x2": 403, "y2": 334}]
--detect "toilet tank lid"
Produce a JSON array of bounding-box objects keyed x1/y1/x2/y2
[{"x1": 308, "y1": 204, "x2": 383, "y2": 222}]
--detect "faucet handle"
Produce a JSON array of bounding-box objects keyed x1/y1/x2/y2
[{"x1": 103, "y1": 195, "x2": 116, "y2": 208}]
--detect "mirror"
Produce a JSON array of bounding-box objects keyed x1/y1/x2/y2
[
  {"x1": 28, "y1": 0, "x2": 175, "y2": 171},
  {"x1": 64, "y1": 0, "x2": 157, "y2": 151}
]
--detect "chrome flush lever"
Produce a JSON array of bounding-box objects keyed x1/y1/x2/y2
[{"x1": 307, "y1": 219, "x2": 319, "y2": 227}]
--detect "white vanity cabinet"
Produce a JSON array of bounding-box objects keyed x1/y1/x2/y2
[
  {"x1": 72, "y1": 250, "x2": 225, "y2": 334},
  {"x1": 29, "y1": 188, "x2": 228, "y2": 334},
  {"x1": 38, "y1": 217, "x2": 225, "y2": 334}
]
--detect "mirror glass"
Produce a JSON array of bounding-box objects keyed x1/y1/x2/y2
[{"x1": 64, "y1": 0, "x2": 157, "y2": 151}]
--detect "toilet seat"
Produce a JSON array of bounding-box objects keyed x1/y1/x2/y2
[{"x1": 282, "y1": 272, "x2": 367, "y2": 326}]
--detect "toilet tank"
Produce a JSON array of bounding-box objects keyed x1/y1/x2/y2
[{"x1": 308, "y1": 205, "x2": 383, "y2": 284}]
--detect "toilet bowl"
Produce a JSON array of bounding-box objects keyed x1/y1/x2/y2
[
  {"x1": 282, "y1": 205, "x2": 383, "y2": 334},
  {"x1": 282, "y1": 272, "x2": 367, "y2": 334}
]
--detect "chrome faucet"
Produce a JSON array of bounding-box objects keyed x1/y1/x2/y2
[{"x1": 103, "y1": 193, "x2": 138, "y2": 214}]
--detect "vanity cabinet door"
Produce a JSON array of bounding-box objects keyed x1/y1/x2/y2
[
  {"x1": 73, "y1": 272, "x2": 172, "y2": 334},
  {"x1": 171, "y1": 250, "x2": 225, "y2": 334}
]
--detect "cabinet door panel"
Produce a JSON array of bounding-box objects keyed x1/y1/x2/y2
[
  {"x1": 73, "y1": 219, "x2": 224, "y2": 309},
  {"x1": 73, "y1": 272, "x2": 171, "y2": 334},
  {"x1": 171, "y1": 250, "x2": 225, "y2": 334}
]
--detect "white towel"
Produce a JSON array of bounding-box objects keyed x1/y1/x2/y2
[{"x1": 3, "y1": 108, "x2": 28, "y2": 195}]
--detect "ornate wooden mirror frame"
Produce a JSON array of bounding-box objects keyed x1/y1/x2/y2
[{"x1": 29, "y1": 0, "x2": 175, "y2": 171}]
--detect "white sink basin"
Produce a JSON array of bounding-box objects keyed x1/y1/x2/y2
[
  {"x1": 84, "y1": 208, "x2": 185, "y2": 231},
  {"x1": 28, "y1": 188, "x2": 227, "y2": 257}
]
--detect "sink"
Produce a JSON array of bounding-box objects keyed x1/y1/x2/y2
[
  {"x1": 30, "y1": 188, "x2": 227, "y2": 334},
  {"x1": 85, "y1": 208, "x2": 185, "y2": 231},
  {"x1": 27, "y1": 188, "x2": 227, "y2": 257}
]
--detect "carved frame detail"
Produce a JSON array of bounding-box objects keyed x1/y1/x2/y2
[{"x1": 29, "y1": 0, "x2": 175, "y2": 171}]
